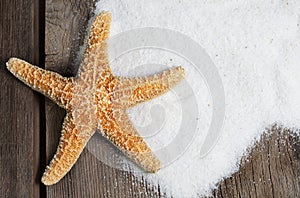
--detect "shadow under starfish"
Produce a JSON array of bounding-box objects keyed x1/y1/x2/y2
[{"x1": 6, "y1": 11, "x2": 185, "y2": 185}]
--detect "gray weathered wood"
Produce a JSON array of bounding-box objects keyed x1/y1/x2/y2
[
  {"x1": 0, "y1": 0, "x2": 41, "y2": 197},
  {"x1": 213, "y1": 125, "x2": 300, "y2": 198}
]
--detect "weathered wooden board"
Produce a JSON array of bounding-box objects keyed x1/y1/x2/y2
[
  {"x1": 0, "y1": 0, "x2": 41, "y2": 197},
  {"x1": 213, "y1": 126, "x2": 300, "y2": 198},
  {"x1": 44, "y1": 1, "x2": 161, "y2": 197}
]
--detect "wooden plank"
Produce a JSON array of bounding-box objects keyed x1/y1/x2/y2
[
  {"x1": 0, "y1": 0, "x2": 41, "y2": 197},
  {"x1": 213, "y1": 125, "x2": 300, "y2": 197},
  {"x1": 45, "y1": 1, "x2": 161, "y2": 197}
]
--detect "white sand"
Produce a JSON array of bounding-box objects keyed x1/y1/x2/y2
[{"x1": 91, "y1": 1, "x2": 300, "y2": 197}]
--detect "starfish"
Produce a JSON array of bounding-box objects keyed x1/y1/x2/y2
[{"x1": 6, "y1": 11, "x2": 185, "y2": 185}]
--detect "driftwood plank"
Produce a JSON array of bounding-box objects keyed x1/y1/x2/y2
[
  {"x1": 213, "y1": 125, "x2": 300, "y2": 198},
  {"x1": 0, "y1": 0, "x2": 41, "y2": 197},
  {"x1": 44, "y1": 1, "x2": 160, "y2": 197}
]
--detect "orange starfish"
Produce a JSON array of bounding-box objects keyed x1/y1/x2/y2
[{"x1": 6, "y1": 11, "x2": 185, "y2": 185}]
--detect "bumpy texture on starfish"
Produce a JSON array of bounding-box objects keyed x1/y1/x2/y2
[{"x1": 6, "y1": 11, "x2": 185, "y2": 185}]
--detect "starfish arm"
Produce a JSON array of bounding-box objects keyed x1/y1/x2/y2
[
  {"x1": 96, "y1": 108, "x2": 160, "y2": 173},
  {"x1": 77, "y1": 11, "x2": 112, "y2": 80},
  {"x1": 85, "y1": 11, "x2": 111, "y2": 54},
  {"x1": 42, "y1": 113, "x2": 94, "y2": 185},
  {"x1": 6, "y1": 58, "x2": 73, "y2": 109},
  {"x1": 77, "y1": 43, "x2": 113, "y2": 82},
  {"x1": 112, "y1": 66, "x2": 185, "y2": 108}
]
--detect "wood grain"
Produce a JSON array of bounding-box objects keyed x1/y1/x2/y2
[
  {"x1": 212, "y1": 125, "x2": 300, "y2": 198},
  {"x1": 44, "y1": 1, "x2": 162, "y2": 197},
  {"x1": 0, "y1": 0, "x2": 41, "y2": 197}
]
